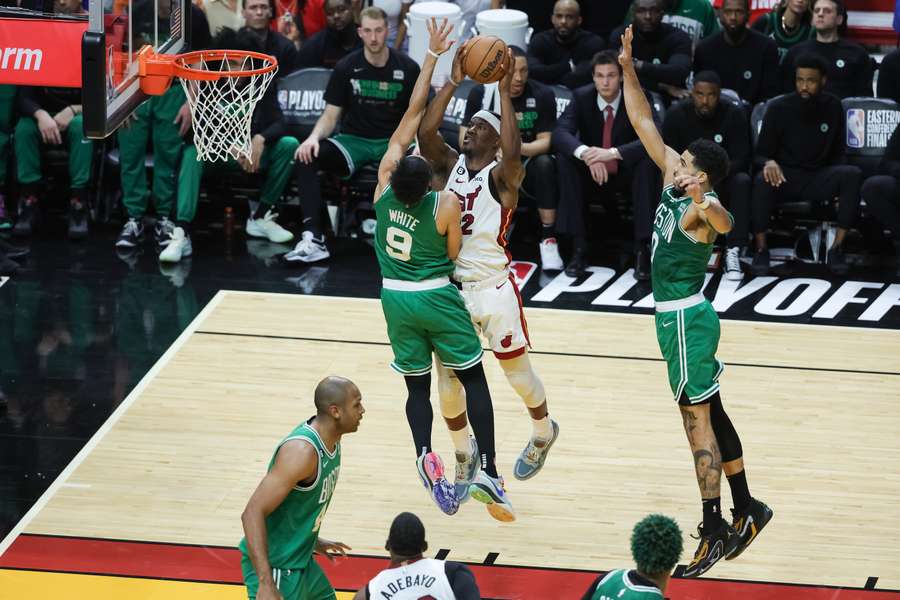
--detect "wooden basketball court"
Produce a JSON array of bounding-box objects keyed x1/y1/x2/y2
[{"x1": 1, "y1": 290, "x2": 899, "y2": 599}]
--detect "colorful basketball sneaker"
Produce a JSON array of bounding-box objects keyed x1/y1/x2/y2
[
  {"x1": 727, "y1": 498, "x2": 773, "y2": 560},
  {"x1": 454, "y1": 437, "x2": 479, "y2": 504},
  {"x1": 469, "y1": 471, "x2": 515, "y2": 522},
  {"x1": 513, "y1": 419, "x2": 560, "y2": 480},
  {"x1": 683, "y1": 519, "x2": 740, "y2": 577},
  {"x1": 416, "y1": 451, "x2": 459, "y2": 516}
]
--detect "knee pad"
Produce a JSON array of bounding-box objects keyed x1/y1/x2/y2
[
  {"x1": 436, "y1": 362, "x2": 466, "y2": 419},
  {"x1": 500, "y1": 354, "x2": 546, "y2": 409},
  {"x1": 709, "y1": 392, "x2": 743, "y2": 463}
]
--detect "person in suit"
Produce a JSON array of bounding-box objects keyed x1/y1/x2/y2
[{"x1": 552, "y1": 50, "x2": 660, "y2": 279}]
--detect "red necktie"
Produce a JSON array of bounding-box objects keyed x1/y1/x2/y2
[{"x1": 602, "y1": 105, "x2": 618, "y2": 175}]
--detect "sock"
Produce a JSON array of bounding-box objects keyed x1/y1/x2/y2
[
  {"x1": 540, "y1": 223, "x2": 555, "y2": 241},
  {"x1": 727, "y1": 470, "x2": 751, "y2": 514},
  {"x1": 455, "y1": 363, "x2": 498, "y2": 478},
  {"x1": 404, "y1": 374, "x2": 433, "y2": 456},
  {"x1": 702, "y1": 497, "x2": 722, "y2": 534},
  {"x1": 302, "y1": 216, "x2": 323, "y2": 238},
  {"x1": 532, "y1": 415, "x2": 552, "y2": 441},
  {"x1": 253, "y1": 203, "x2": 271, "y2": 220},
  {"x1": 449, "y1": 426, "x2": 472, "y2": 456}
]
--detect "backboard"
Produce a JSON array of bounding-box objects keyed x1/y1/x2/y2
[{"x1": 82, "y1": 0, "x2": 192, "y2": 139}]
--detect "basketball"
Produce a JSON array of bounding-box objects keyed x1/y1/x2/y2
[{"x1": 462, "y1": 35, "x2": 509, "y2": 84}]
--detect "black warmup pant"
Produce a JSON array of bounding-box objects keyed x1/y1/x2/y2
[
  {"x1": 749, "y1": 165, "x2": 862, "y2": 235},
  {"x1": 555, "y1": 153, "x2": 660, "y2": 247},
  {"x1": 521, "y1": 154, "x2": 558, "y2": 211},
  {"x1": 861, "y1": 175, "x2": 900, "y2": 241},
  {"x1": 718, "y1": 171, "x2": 752, "y2": 248},
  {"x1": 294, "y1": 139, "x2": 351, "y2": 235}
]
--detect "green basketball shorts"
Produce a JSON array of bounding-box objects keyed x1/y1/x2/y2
[
  {"x1": 654, "y1": 297, "x2": 724, "y2": 405},
  {"x1": 381, "y1": 282, "x2": 483, "y2": 375},
  {"x1": 327, "y1": 134, "x2": 389, "y2": 176},
  {"x1": 241, "y1": 555, "x2": 335, "y2": 600}
]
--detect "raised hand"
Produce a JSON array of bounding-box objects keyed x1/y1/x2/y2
[
  {"x1": 450, "y1": 39, "x2": 469, "y2": 84},
  {"x1": 674, "y1": 173, "x2": 703, "y2": 202},
  {"x1": 618, "y1": 25, "x2": 633, "y2": 68},
  {"x1": 427, "y1": 17, "x2": 455, "y2": 56},
  {"x1": 497, "y1": 48, "x2": 515, "y2": 96}
]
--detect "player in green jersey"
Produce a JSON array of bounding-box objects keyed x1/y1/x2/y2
[
  {"x1": 239, "y1": 376, "x2": 364, "y2": 600},
  {"x1": 372, "y1": 20, "x2": 515, "y2": 522},
  {"x1": 581, "y1": 515, "x2": 683, "y2": 600},
  {"x1": 619, "y1": 26, "x2": 773, "y2": 578}
]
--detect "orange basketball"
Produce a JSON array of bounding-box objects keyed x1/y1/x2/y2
[{"x1": 462, "y1": 35, "x2": 509, "y2": 84}]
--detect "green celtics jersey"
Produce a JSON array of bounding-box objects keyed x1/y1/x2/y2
[
  {"x1": 375, "y1": 186, "x2": 455, "y2": 282},
  {"x1": 589, "y1": 569, "x2": 663, "y2": 599},
  {"x1": 238, "y1": 419, "x2": 341, "y2": 569},
  {"x1": 651, "y1": 184, "x2": 727, "y2": 303}
]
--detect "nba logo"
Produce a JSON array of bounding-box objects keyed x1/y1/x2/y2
[{"x1": 847, "y1": 109, "x2": 865, "y2": 148}]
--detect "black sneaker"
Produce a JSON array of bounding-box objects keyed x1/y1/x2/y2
[
  {"x1": 13, "y1": 195, "x2": 38, "y2": 237},
  {"x1": 116, "y1": 218, "x2": 144, "y2": 248},
  {"x1": 682, "y1": 519, "x2": 740, "y2": 578},
  {"x1": 154, "y1": 217, "x2": 175, "y2": 247},
  {"x1": 68, "y1": 198, "x2": 88, "y2": 240},
  {"x1": 750, "y1": 248, "x2": 770, "y2": 276},
  {"x1": 727, "y1": 498, "x2": 773, "y2": 561},
  {"x1": 827, "y1": 245, "x2": 848, "y2": 275}
]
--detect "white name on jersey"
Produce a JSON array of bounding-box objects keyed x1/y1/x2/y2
[
  {"x1": 367, "y1": 558, "x2": 456, "y2": 600},
  {"x1": 388, "y1": 209, "x2": 420, "y2": 231}
]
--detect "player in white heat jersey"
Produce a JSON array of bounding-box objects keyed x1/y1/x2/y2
[{"x1": 417, "y1": 48, "x2": 560, "y2": 508}]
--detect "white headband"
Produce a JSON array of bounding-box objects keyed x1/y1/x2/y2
[{"x1": 471, "y1": 110, "x2": 501, "y2": 135}]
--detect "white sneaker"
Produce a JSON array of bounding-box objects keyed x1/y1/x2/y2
[
  {"x1": 159, "y1": 227, "x2": 192, "y2": 263},
  {"x1": 283, "y1": 231, "x2": 330, "y2": 264},
  {"x1": 724, "y1": 247, "x2": 743, "y2": 281},
  {"x1": 246, "y1": 209, "x2": 294, "y2": 243},
  {"x1": 539, "y1": 237, "x2": 564, "y2": 271}
]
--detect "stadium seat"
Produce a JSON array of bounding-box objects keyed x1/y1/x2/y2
[
  {"x1": 551, "y1": 85, "x2": 573, "y2": 119},
  {"x1": 278, "y1": 67, "x2": 334, "y2": 141},
  {"x1": 840, "y1": 96, "x2": 900, "y2": 178}
]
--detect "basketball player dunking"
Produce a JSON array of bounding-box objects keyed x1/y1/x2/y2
[
  {"x1": 373, "y1": 19, "x2": 514, "y2": 521},
  {"x1": 417, "y1": 44, "x2": 560, "y2": 513},
  {"x1": 619, "y1": 26, "x2": 773, "y2": 577}
]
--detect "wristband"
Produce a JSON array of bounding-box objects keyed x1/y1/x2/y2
[
  {"x1": 427, "y1": 49, "x2": 440, "y2": 59},
  {"x1": 447, "y1": 77, "x2": 460, "y2": 87},
  {"x1": 695, "y1": 196, "x2": 710, "y2": 210}
]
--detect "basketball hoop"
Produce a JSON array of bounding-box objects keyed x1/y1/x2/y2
[{"x1": 137, "y1": 46, "x2": 279, "y2": 162}]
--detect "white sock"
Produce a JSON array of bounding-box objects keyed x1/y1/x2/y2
[
  {"x1": 449, "y1": 427, "x2": 472, "y2": 456},
  {"x1": 532, "y1": 415, "x2": 552, "y2": 441}
]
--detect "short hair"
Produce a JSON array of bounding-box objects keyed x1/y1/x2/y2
[
  {"x1": 720, "y1": 0, "x2": 751, "y2": 10},
  {"x1": 553, "y1": 0, "x2": 580, "y2": 14},
  {"x1": 687, "y1": 138, "x2": 729, "y2": 187},
  {"x1": 360, "y1": 5, "x2": 388, "y2": 25},
  {"x1": 509, "y1": 45, "x2": 526, "y2": 59},
  {"x1": 591, "y1": 50, "x2": 622, "y2": 75},
  {"x1": 794, "y1": 52, "x2": 829, "y2": 76},
  {"x1": 693, "y1": 70, "x2": 721, "y2": 87},
  {"x1": 630, "y1": 514, "x2": 683, "y2": 576},
  {"x1": 390, "y1": 156, "x2": 433, "y2": 207},
  {"x1": 313, "y1": 376, "x2": 353, "y2": 414},
  {"x1": 387, "y1": 512, "x2": 426, "y2": 557}
]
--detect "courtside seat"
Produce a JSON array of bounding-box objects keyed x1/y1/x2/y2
[
  {"x1": 278, "y1": 67, "x2": 333, "y2": 141},
  {"x1": 841, "y1": 96, "x2": 899, "y2": 178}
]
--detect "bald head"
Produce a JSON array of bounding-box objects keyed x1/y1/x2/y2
[
  {"x1": 552, "y1": 0, "x2": 582, "y2": 39},
  {"x1": 314, "y1": 376, "x2": 356, "y2": 414}
]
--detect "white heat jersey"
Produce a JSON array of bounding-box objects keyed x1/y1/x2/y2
[
  {"x1": 444, "y1": 154, "x2": 513, "y2": 282},
  {"x1": 366, "y1": 558, "x2": 455, "y2": 600}
]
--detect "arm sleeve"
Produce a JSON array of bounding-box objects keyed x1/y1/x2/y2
[
  {"x1": 725, "y1": 106, "x2": 751, "y2": 174},
  {"x1": 323, "y1": 61, "x2": 350, "y2": 107},
  {"x1": 638, "y1": 33, "x2": 692, "y2": 87},
  {"x1": 527, "y1": 33, "x2": 571, "y2": 85},
  {"x1": 445, "y1": 563, "x2": 481, "y2": 600},
  {"x1": 464, "y1": 85, "x2": 486, "y2": 123},
  {"x1": 534, "y1": 86, "x2": 557, "y2": 134},
  {"x1": 551, "y1": 95, "x2": 583, "y2": 156},
  {"x1": 17, "y1": 86, "x2": 41, "y2": 117}
]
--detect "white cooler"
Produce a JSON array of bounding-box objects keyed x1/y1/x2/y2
[
  {"x1": 406, "y1": 2, "x2": 462, "y2": 86},
  {"x1": 473, "y1": 9, "x2": 531, "y2": 50}
]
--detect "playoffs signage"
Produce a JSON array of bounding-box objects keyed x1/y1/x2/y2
[{"x1": 843, "y1": 99, "x2": 900, "y2": 153}]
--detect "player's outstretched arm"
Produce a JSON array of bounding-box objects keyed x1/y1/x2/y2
[
  {"x1": 240, "y1": 441, "x2": 318, "y2": 600},
  {"x1": 376, "y1": 18, "x2": 455, "y2": 196},
  {"x1": 418, "y1": 45, "x2": 467, "y2": 179},
  {"x1": 618, "y1": 26, "x2": 678, "y2": 180},
  {"x1": 435, "y1": 191, "x2": 463, "y2": 260},
  {"x1": 494, "y1": 49, "x2": 525, "y2": 210}
]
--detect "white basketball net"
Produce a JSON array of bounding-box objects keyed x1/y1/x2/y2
[{"x1": 178, "y1": 53, "x2": 278, "y2": 163}]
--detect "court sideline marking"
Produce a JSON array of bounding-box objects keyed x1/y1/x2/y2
[{"x1": 0, "y1": 290, "x2": 228, "y2": 558}]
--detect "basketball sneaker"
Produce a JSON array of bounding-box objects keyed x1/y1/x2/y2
[
  {"x1": 726, "y1": 498, "x2": 773, "y2": 561},
  {"x1": 539, "y1": 238, "x2": 563, "y2": 271},
  {"x1": 513, "y1": 419, "x2": 559, "y2": 480},
  {"x1": 246, "y1": 209, "x2": 294, "y2": 243},
  {"x1": 159, "y1": 227, "x2": 192, "y2": 263},
  {"x1": 682, "y1": 519, "x2": 740, "y2": 578},
  {"x1": 116, "y1": 218, "x2": 144, "y2": 248},
  {"x1": 154, "y1": 217, "x2": 175, "y2": 247},
  {"x1": 453, "y1": 437, "x2": 479, "y2": 504},
  {"x1": 416, "y1": 451, "x2": 459, "y2": 516},
  {"x1": 283, "y1": 231, "x2": 330, "y2": 264},
  {"x1": 469, "y1": 471, "x2": 515, "y2": 522}
]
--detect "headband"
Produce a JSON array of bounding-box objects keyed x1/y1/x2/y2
[{"x1": 471, "y1": 109, "x2": 501, "y2": 135}]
